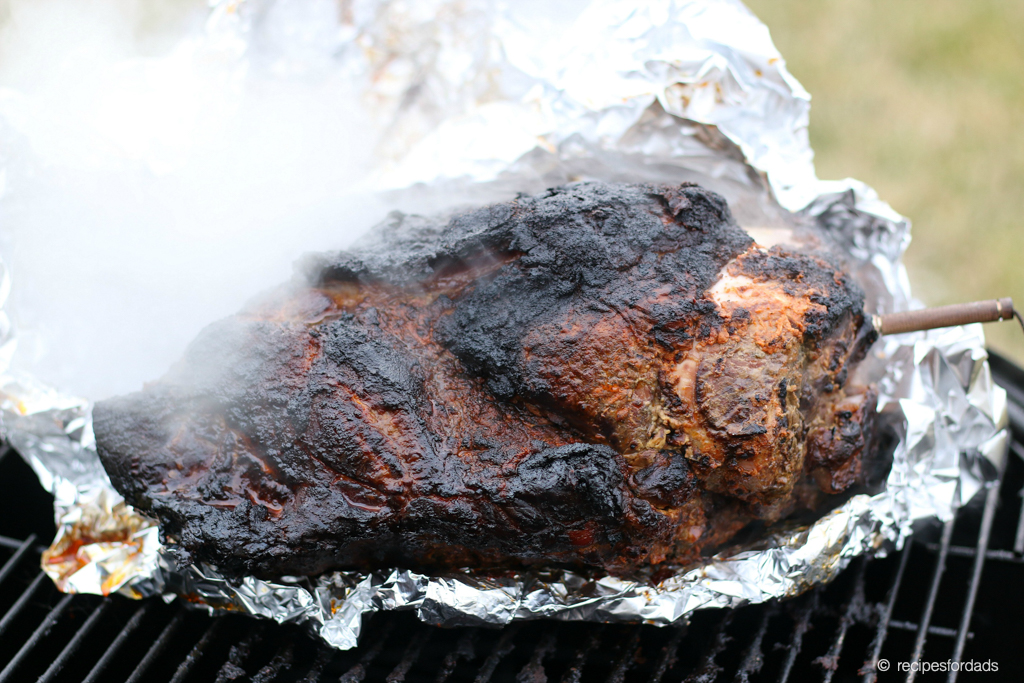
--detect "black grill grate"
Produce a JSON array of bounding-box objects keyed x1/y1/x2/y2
[{"x1": 2, "y1": 352, "x2": 1024, "y2": 682}]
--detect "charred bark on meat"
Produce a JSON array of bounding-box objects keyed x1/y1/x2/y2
[{"x1": 94, "y1": 181, "x2": 877, "y2": 579}]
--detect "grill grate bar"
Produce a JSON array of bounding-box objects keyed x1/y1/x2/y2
[
  {"x1": 863, "y1": 540, "x2": 911, "y2": 683},
  {"x1": 906, "y1": 517, "x2": 955, "y2": 683},
  {"x1": 0, "y1": 534, "x2": 46, "y2": 553},
  {"x1": 339, "y1": 617, "x2": 391, "y2": 683},
  {"x1": 82, "y1": 601, "x2": 155, "y2": 683},
  {"x1": 37, "y1": 598, "x2": 114, "y2": 683},
  {"x1": 435, "y1": 630, "x2": 477, "y2": 683},
  {"x1": 473, "y1": 624, "x2": 519, "y2": 683},
  {"x1": 518, "y1": 630, "x2": 557, "y2": 683},
  {"x1": 340, "y1": 654, "x2": 375, "y2": 683},
  {"x1": 214, "y1": 622, "x2": 267, "y2": 683},
  {"x1": 169, "y1": 615, "x2": 230, "y2": 683},
  {"x1": 0, "y1": 537, "x2": 22, "y2": 552},
  {"x1": 605, "y1": 628, "x2": 641, "y2": 683},
  {"x1": 298, "y1": 645, "x2": 335, "y2": 683},
  {"x1": 126, "y1": 607, "x2": 189, "y2": 683},
  {"x1": 1007, "y1": 399, "x2": 1024, "y2": 435},
  {"x1": 887, "y1": 621, "x2": 970, "y2": 639},
  {"x1": 385, "y1": 627, "x2": 431, "y2": 683},
  {"x1": 1015, "y1": 485, "x2": 1024, "y2": 555},
  {"x1": 923, "y1": 545, "x2": 1024, "y2": 563},
  {"x1": 251, "y1": 639, "x2": 296, "y2": 683},
  {"x1": 778, "y1": 588, "x2": 819, "y2": 683},
  {"x1": 1014, "y1": 441, "x2": 1024, "y2": 555},
  {"x1": 650, "y1": 626, "x2": 686, "y2": 683},
  {"x1": 0, "y1": 533, "x2": 36, "y2": 588},
  {"x1": 560, "y1": 626, "x2": 603, "y2": 683},
  {"x1": 0, "y1": 593, "x2": 73, "y2": 683},
  {"x1": 734, "y1": 602, "x2": 777, "y2": 683},
  {"x1": 684, "y1": 610, "x2": 733, "y2": 683},
  {"x1": 946, "y1": 445, "x2": 1011, "y2": 682},
  {"x1": 817, "y1": 559, "x2": 868, "y2": 683},
  {"x1": 1012, "y1": 440, "x2": 1024, "y2": 477},
  {"x1": 0, "y1": 570, "x2": 48, "y2": 640}
]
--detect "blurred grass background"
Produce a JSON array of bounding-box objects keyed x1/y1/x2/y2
[{"x1": 744, "y1": 0, "x2": 1024, "y2": 365}]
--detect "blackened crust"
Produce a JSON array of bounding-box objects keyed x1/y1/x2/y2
[{"x1": 94, "y1": 181, "x2": 874, "y2": 579}]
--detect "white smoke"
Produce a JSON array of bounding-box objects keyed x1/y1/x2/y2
[
  {"x1": 0, "y1": 0, "x2": 772, "y2": 403},
  {"x1": 0, "y1": 0, "x2": 388, "y2": 399}
]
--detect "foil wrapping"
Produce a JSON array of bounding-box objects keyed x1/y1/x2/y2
[{"x1": 0, "y1": 0, "x2": 1008, "y2": 650}]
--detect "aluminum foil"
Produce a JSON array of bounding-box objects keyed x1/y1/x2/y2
[{"x1": 0, "y1": 0, "x2": 1008, "y2": 650}]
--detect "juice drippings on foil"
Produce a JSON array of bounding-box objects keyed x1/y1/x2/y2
[{"x1": 41, "y1": 504, "x2": 157, "y2": 597}]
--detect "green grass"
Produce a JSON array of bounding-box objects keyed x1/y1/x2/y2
[{"x1": 744, "y1": 0, "x2": 1024, "y2": 364}]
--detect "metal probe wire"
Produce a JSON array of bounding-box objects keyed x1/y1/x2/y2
[{"x1": 874, "y1": 297, "x2": 1021, "y2": 337}]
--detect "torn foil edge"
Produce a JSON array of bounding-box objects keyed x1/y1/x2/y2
[{"x1": 0, "y1": 0, "x2": 1009, "y2": 651}]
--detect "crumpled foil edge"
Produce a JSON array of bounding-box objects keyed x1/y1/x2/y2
[{"x1": 0, "y1": 0, "x2": 1009, "y2": 650}]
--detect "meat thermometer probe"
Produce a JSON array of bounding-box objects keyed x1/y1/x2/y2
[{"x1": 873, "y1": 298, "x2": 1023, "y2": 336}]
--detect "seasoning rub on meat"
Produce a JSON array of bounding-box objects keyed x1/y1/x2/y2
[{"x1": 94, "y1": 182, "x2": 878, "y2": 579}]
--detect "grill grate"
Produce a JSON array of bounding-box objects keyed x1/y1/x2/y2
[{"x1": 2, "y1": 352, "x2": 1024, "y2": 682}]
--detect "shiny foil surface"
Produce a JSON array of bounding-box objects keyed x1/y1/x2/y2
[{"x1": 0, "y1": 0, "x2": 1008, "y2": 650}]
